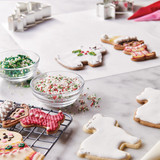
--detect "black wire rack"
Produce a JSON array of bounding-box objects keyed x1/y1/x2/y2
[{"x1": 0, "y1": 100, "x2": 72, "y2": 156}]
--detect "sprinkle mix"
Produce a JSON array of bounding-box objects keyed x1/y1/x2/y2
[
  {"x1": 61, "y1": 88, "x2": 101, "y2": 114},
  {"x1": 0, "y1": 55, "x2": 34, "y2": 69},
  {"x1": 35, "y1": 75, "x2": 81, "y2": 96},
  {"x1": 72, "y1": 49, "x2": 96, "y2": 56},
  {"x1": 0, "y1": 54, "x2": 35, "y2": 78}
]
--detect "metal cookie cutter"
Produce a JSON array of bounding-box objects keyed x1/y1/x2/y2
[{"x1": 97, "y1": 2, "x2": 116, "y2": 19}]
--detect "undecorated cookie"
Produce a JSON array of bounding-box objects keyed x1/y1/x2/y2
[
  {"x1": 77, "y1": 114, "x2": 141, "y2": 160},
  {"x1": 134, "y1": 88, "x2": 160, "y2": 128},
  {"x1": 55, "y1": 44, "x2": 106, "y2": 70},
  {"x1": 0, "y1": 129, "x2": 44, "y2": 160}
]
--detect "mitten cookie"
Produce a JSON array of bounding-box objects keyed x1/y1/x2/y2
[
  {"x1": 134, "y1": 88, "x2": 160, "y2": 128},
  {"x1": 0, "y1": 129, "x2": 44, "y2": 160},
  {"x1": 124, "y1": 43, "x2": 156, "y2": 61},
  {"x1": 77, "y1": 114, "x2": 141, "y2": 160},
  {"x1": 20, "y1": 109, "x2": 65, "y2": 134},
  {"x1": 0, "y1": 101, "x2": 29, "y2": 127},
  {"x1": 55, "y1": 44, "x2": 106, "y2": 70},
  {"x1": 101, "y1": 34, "x2": 139, "y2": 50}
]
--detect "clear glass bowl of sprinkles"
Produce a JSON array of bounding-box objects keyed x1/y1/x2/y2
[
  {"x1": 30, "y1": 71, "x2": 85, "y2": 108},
  {"x1": 0, "y1": 50, "x2": 40, "y2": 82}
]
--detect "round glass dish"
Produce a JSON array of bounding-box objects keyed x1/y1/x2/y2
[
  {"x1": 30, "y1": 71, "x2": 85, "y2": 108},
  {"x1": 0, "y1": 50, "x2": 40, "y2": 82}
]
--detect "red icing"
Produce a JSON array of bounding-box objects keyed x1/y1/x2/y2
[
  {"x1": 124, "y1": 44, "x2": 149, "y2": 57},
  {"x1": 20, "y1": 109, "x2": 65, "y2": 133}
]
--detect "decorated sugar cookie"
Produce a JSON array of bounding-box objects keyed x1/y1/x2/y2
[
  {"x1": 77, "y1": 114, "x2": 141, "y2": 160},
  {"x1": 55, "y1": 44, "x2": 106, "y2": 70},
  {"x1": 0, "y1": 129, "x2": 44, "y2": 160},
  {"x1": 20, "y1": 109, "x2": 65, "y2": 134},
  {"x1": 134, "y1": 88, "x2": 160, "y2": 128},
  {"x1": 101, "y1": 34, "x2": 139, "y2": 50},
  {"x1": 124, "y1": 43, "x2": 156, "y2": 61},
  {"x1": 2, "y1": 102, "x2": 29, "y2": 128}
]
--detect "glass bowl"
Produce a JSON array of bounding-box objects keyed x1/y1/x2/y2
[
  {"x1": 30, "y1": 71, "x2": 85, "y2": 108},
  {"x1": 0, "y1": 50, "x2": 40, "y2": 82}
]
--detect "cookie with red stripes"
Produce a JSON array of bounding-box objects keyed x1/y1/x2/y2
[{"x1": 20, "y1": 109, "x2": 65, "y2": 134}]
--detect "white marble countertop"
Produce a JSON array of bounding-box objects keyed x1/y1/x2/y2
[{"x1": 0, "y1": 0, "x2": 160, "y2": 160}]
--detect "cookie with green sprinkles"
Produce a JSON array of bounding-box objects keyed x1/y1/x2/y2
[
  {"x1": 0, "y1": 54, "x2": 35, "y2": 78},
  {"x1": 55, "y1": 44, "x2": 106, "y2": 70}
]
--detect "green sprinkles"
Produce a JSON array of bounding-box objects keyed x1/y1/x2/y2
[{"x1": 0, "y1": 54, "x2": 35, "y2": 78}]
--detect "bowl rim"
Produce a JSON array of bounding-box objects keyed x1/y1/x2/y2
[
  {"x1": 0, "y1": 49, "x2": 40, "y2": 70},
  {"x1": 30, "y1": 71, "x2": 85, "y2": 97}
]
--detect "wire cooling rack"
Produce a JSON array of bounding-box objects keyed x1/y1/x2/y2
[{"x1": 0, "y1": 101, "x2": 72, "y2": 156}]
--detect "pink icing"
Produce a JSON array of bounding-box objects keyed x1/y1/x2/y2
[
  {"x1": 1, "y1": 139, "x2": 7, "y2": 143},
  {"x1": 8, "y1": 133, "x2": 13, "y2": 136},
  {"x1": 124, "y1": 44, "x2": 149, "y2": 57},
  {"x1": 20, "y1": 109, "x2": 65, "y2": 132},
  {"x1": 14, "y1": 115, "x2": 20, "y2": 118},
  {"x1": 19, "y1": 109, "x2": 25, "y2": 113}
]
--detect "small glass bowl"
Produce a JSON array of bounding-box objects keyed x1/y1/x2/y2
[
  {"x1": 30, "y1": 71, "x2": 85, "y2": 108},
  {"x1": 0, "y1": 50, "x2": 40, "y2": 82}
]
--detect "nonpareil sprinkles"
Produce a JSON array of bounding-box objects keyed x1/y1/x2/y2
[
  {"x1": 35, "y1": 75, "x2": 81, "y2": 95},
  {"x1": 0, "y1": 54, "x2": 35, "y2": 77},
  {"x1": 0, "y1": 55, "x2": 35, "y2": 69}
]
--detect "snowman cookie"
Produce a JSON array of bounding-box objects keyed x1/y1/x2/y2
[
  {"x1": 77, "y1": 114, "x2": 141, "y2": 160},
  {"x1": 55, "y1": 44, "x2": 106, "y2": 70},
  {"x1": 0, "y1": 129, "x2": 44, "y2": 160},
  {"x1": 134, "y1": 88, "x2": 160, "y2": 128}
]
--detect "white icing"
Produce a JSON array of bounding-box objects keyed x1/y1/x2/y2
[
  {"x1": 35, "y1": 114, "x2": 39, "y2": 117},
  {"x1": 101, "y1": 34, "x2": 109, "y2": 40},
  {"x1": 141, "y1": 141, "x2": 160, "y2": 160},
  {"x1": 114, "y1": 36, "x2": 137, "y2": 44},
  {"x1": 0, "y1": 101, "x2": 16, "y2": 121},
  {"x1": 136, "y1": 88, "x2": 160, "y2": 124},
  {"x1": 56, "y1": 45, "x2": 106, "y2": 69},
  {"x1": 40, "y1": 115, "x2": 43, "y2": 118},
  {"x1": 46, "y1": 127, "x2": 50, "y2": 130},
  {"x1": 78, "y1": 114, "x2": 140, "y2": 159}
]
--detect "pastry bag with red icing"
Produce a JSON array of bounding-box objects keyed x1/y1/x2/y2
[{"x1": 128, "y1": 1, "x2": 160, "y2": 20}]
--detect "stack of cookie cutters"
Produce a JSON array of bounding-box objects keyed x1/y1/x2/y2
[
  {"x1": 0, "y1": 100, "x2": 72, "y2": 156},
  {"x1": 97, "y1": 0, "x2": 134, "y2": 19},
  {"x1": 8, "y1": 2, "x2": 52, "y2": 32}
]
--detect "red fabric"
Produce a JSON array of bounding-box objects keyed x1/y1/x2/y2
[{"x1": 128, "y1": 1, "x2": 160, "y2": 20}]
